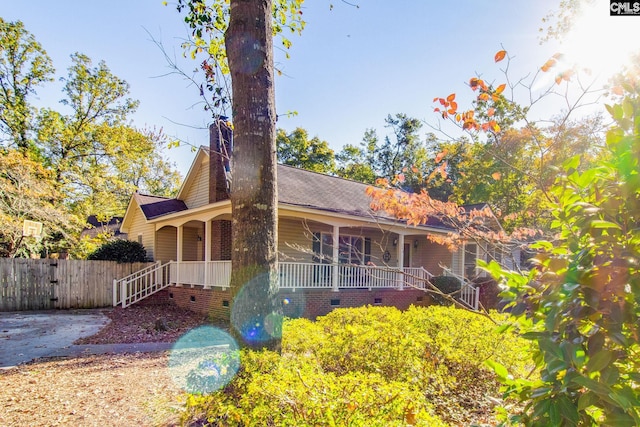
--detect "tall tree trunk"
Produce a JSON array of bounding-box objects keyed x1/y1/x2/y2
[{"x1": 225, "y1": 0, "x2": 280, "y2": 351}]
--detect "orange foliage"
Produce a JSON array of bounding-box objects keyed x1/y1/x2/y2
[{"x1": 366, "y1": 182, "x2": 515, "y2": 251}]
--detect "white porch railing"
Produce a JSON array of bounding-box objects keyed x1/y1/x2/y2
[
  {"x1": 403, "y1": 267, "x2": 433, "y2": 290},
  {"x1": 169, "y1": 261, "x2": 232, "y2": 288},
  {"x1": 442, "y1": 267, "x2": 480, "y2": 311},
  {"x1": 113, "y1": 261, "x2": 172, "y2": 308},
  {"x1": 114, "y1": 261, "x2": 479, "y2": 311},
  {"x1": 277, "y1": 262, "x2": 430, "y2": 290}
]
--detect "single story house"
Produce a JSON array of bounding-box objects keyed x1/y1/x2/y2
[{"x1": 116, "y1": 124, "x2": 508, "y2": 319}]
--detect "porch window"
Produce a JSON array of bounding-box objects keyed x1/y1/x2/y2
[
  {"x1": 464, "y1": 243, "x2": 478, "y2": 278},
  {"x1": 312, "y1": 233, "x2": 371, "y2": 265},
  {"x1": 339, "y1": 236, "x2": 363, "y2": 264},
  {"x1": 312, "y1": 233, "x2": 334, "y2": 264}
]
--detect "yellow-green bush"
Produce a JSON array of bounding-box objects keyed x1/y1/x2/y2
[{"x1": 180, "y1": 305, "x2": 532, "y2": 426}]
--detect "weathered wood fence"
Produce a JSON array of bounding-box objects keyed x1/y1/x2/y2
[{"x1": 0, "y1": 259, "x2": 153, "y2": 311}]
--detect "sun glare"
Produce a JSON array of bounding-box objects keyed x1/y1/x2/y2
[{"x1": 558, "y1": 3, "x2": 640, "y2": 81}]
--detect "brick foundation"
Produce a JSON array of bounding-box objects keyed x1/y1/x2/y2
[{"x1": 167, "y1": 285, "x2": 432, "y2": 320}]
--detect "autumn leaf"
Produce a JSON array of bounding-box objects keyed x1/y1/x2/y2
[
  {"x1": 435, "y1": 149, "x2": 448, "y2": 163},
  {"x1": 494, "y1": 50, "x2": 507, "y2": 62},
  {"x1": 612, "y1": 86, "x2": 624, "y2": 96},
  {"x1": 446, "y1": 93, "x2": 456, "y2": 102},
  {"x1": 495, "y1": 83, "x2": 506, "y2": 95},
  {"x1": 492, "y1": 171, "x2": 502, "y2": 180},
  {"x1": 487, "y1": 108, "x2": 495, "y2": 117},
  {"x1": 397, "y1": 173, "x2": 405, "y2": 183},
  {"x1": 479, "y1": 93, "x2": 490, "y2": 101},
  {"x1": 541, "y1": 58, "x2": 556, "y2": 72},
  {"x1": 469, "y1": 77, "x2": 479, "y2": 90}
]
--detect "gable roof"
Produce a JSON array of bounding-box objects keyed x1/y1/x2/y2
[{"x1": 130, "y1": 147, "x2": 501, "y2": 233}]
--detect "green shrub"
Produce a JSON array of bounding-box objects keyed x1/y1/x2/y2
[
  {"x1": 283, "y1": 305, "x2": 533, "y2": 425},
  {"x1": 179, "y1": 306, "x2": 533, "y2": 426},
  {"x1": 180, "y1": 349, "x2": 446, "y2": 427},
  {"x1": 430, "y1": 275, "x2": 462, "y2": 305},
  {"x1": 87, "y1": 239, "x2": 148, "y2": 263}
]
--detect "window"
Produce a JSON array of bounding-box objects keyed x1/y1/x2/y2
[
  {"x1": 464, "y1": 243, "x2": 478, "y2": 278},
  {"x1": 312, "y1": 233, "x2": 333, "y2": 264},
  {"x1": 339, "y1": 236, "x2": 363, "y2": 264},
  {"x1": 313, "y1": 233, "x2": 370, "y2": 265},
  {"x1": 137, "y1": 234, "x2": 143, "y2": 245}
]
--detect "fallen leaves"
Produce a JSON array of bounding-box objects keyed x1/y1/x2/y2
[{"x1": 1, "y1": 304, "x2": 210, "y2": 426}]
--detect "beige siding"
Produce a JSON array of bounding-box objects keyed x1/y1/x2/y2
[
  {"x1": 410, "y1": 237, "x2": 452, "y2": 276},
  {"x1": 156, "y1": 226, "x2": 177, "y2": 262},
  {"x1": 182, "y1": 160, "x2": 210, "y2": 209},
  {"x1": 451, "y1": 246, "x2": 463, "y2": 277},
  {"x1": 182, "y1": 226, "x2": 203, "y2": 261},
  {"x1": 127, "y1": 206, "x2": 156, "y2": 261},
  {"x1": 278, "y1": 218, "x2": 318, "y2": 262},
  {"x1": 277, "y1": 220, "x2": 399, "y2": 267}
]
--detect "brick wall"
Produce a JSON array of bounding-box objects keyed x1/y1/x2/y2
[
  {"x1": 210, "y1": 221, "x2": 232, "y2": 261},
  {"x1": 167, "y1": 285, "x2": 432, "y2": 320}
]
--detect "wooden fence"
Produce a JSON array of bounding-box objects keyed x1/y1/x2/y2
[{"x1": 0, "y1": 259, "x2": 153, "y2": 311}]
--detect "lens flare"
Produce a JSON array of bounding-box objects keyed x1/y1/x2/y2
[
  {"x1": 168, "y1": 326, "x2": 239, "y2": 394},
  {"x1": 230, "y1": 273, "x2": 284, "y2": 343}
]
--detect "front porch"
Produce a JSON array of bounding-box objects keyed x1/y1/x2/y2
[{"x1": 113, "y1": 260, "x2": 480, "y2": 312}]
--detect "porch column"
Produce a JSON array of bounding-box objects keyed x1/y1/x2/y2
[
  {"x1": 204, "y1": 220, "x2": 212, "y2": 288},
  {"x1": 332, "y1": 225, "x2": 340, "y2": 292},
  {"x1": 176, "y1": 225, "x2": 184, "y2": 286},
  {"x1": 396, "y1": 234, "x2": 405, "y2": 290}
]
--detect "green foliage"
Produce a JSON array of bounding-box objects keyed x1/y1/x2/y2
[
  {"x1": 87, "y1": 239, "x2": 147, "y2": 263},
  {"x1": 276, "y1": 127, "x2": 335, "y2": 173},
  {"x1": 488, "y1": 84, "x2": 640, "y2": 425},
  {"x1": 335, "y1": 114, "x2": 430, "y2": 191},
  {"x1": 0, "y1": 18, "x2": 54, "y2": 153},
  {"x1": 430, "y1": 275, "x2": 461, "y2": 305},
  {"x1": 0, "y1": 149, "x2": 79, "y2": 257},
  {"x1": 68, "y1": 230, "x2": 114, "y2": 260},
  {"x1": 174, "y1": 0, "x2": 305, "y2": 116},
  {"x1": 0, "y1": 19, "x2": 181, "y2": 257},
  {"x1": 180, "y1": 306, "x2": 533, "y2": 426}
]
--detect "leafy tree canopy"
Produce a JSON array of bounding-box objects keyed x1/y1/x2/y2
[
  {"x1": 0, "y1": 19, "x2": 181, "y2": 258},
  {"x1": 276, "y1": 127, "x2": 335, "y2": 174}
]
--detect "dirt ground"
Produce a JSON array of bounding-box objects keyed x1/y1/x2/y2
[{"x1": 0, "y1": 304, "x2": 210, "y2": 427}]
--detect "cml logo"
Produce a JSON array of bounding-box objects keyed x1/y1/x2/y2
[{"x1": 610, "y1": 1, "x2": 640, "y2": 15}]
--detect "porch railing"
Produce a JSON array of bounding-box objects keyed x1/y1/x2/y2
[
  {"x1": 277, "y1": 262, "x2": 433, "y2": 290},
  {"x1": 442, "y1": 267, "x2": 480, "y2": 311},
  {"x1": 170, "y1": 261, "x2": 232, "y2": 288},
  {"x1": 113, "y1": 261, "x2": 172, "y2": 308},
  {"x1": 114, "y1": 260, "x2": 479, "y2": 311}
]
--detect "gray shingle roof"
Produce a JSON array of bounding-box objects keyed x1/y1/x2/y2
[
  {"x1": 134, "y1": 162, "x2": 493, "y2": 231},
  {"x1": 277, "y1": 164, "x2": 379, "y2": 219},
  {"x1": 134, "y1": 193, "x2": 188, "y2": 219}
]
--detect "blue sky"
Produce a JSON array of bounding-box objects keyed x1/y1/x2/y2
[{"x1": 1, "y1": 1, "x2": 633, "y2": 176}]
